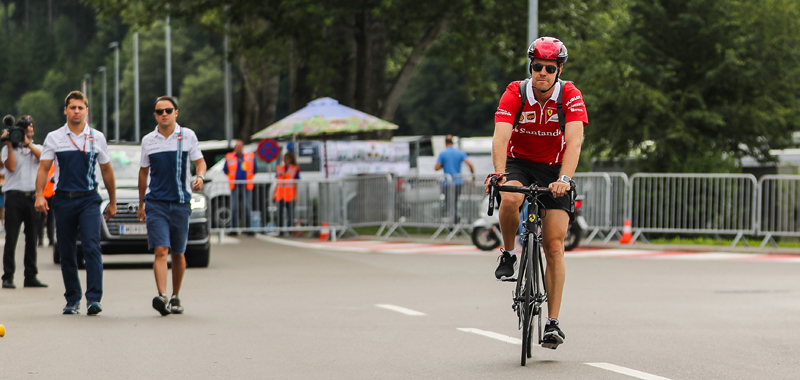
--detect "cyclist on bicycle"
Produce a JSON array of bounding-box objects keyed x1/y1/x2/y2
[{"x1": 484, "y1": 37, "x2": 588, "y2": 349}]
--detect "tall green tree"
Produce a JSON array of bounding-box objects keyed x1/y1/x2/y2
[{"x1": 585, "y1": 0, "x2": 800, "y2": 172}]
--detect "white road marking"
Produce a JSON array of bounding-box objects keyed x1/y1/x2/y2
[
  {"x1": 586, "y1": 362, "x2": 673, "y2": 380},
  {"x1": 375, "y1": 304, "x2": 426, "y2": 316},
  {"x1": 457, "y1": 328, "x2": 522, "y2": 345}
]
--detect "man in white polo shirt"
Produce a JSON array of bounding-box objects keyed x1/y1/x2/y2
[
  {"x1": 35, "y1": 91, "x2": 117, "y2": 315},
  {"x1": 138, "y1": 95, "x2": 206, "y2": 316},
  {"x1": 2, "y1": 115, "x2": 47, "y2": 289}
]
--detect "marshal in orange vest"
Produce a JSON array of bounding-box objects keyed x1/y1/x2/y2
[
  {"x1": 274, "y1": 163, "x2": 299, "y2": 202},
  {"x1": 43, "y1": 164, "x2": 56, "y2": 198},
  {"x1": 225, "y1": 151, "x2": 256, "y2": 190}
]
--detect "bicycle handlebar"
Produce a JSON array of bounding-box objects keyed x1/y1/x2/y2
[{"x1": 487, "y1": 178, "x2": 575, "y2": 217}]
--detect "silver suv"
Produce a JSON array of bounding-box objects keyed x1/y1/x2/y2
[{"x1": 52, "y1": 144, "x2": 211, "y2": 267}]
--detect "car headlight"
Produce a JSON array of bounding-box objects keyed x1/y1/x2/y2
[{"x1": 190, "y1": 193, "x2": 207, "y2": 210}]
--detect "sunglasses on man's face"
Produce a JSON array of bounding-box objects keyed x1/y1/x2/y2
[
  {"x1": 155, "y1": 108, "x2": 174, "y2": 115},
  {"x1": 531, "y1": 63, "x2": 558, "y2": 74}
]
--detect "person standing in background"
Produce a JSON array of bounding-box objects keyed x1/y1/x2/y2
[
  {"x1": 223, "y1": 140, "x2": 256, "y2": 236},
  {"x1": 274, "y1": 152, "x2": 300, "y2": 235},
  {"x1": 435, "y1": 135, "x2": 475, "y2": 225},
  {"x1": 0, "y1": 164, "x2": 5, "y2": 233},
  {"x1": 2, "y1": 115, "x2": 47, "y2": 289}
]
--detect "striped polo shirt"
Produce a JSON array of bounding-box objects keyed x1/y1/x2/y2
[
  {"x1": 40, "y1": 124, "x2": 110, "y2": 193},
  {"x1": 140, "y1": 124, "x2": 203, "y2": 203}
]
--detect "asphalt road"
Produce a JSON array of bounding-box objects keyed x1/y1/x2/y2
[{"x1": 1, "y1": 235, "x2": 799, "y2": 379}]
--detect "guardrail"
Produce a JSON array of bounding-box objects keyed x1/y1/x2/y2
[
  {"x1": 628, "y1": 173, "x2": 758, "y2": 245},
  {"x1": 204, "y1": 172, "x2": 799, "y2": 247},
  {"x1": 757, "y1": 175, "x2": 800, "y2": 247},
  {"x1": 573, "y1": 172, "x2": 631, "y2": 243}
]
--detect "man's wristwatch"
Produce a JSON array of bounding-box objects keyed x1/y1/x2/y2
[
  {"x1": 558, "y1": 175, "x2": 571, "y2": 184},
  {"x1": 196, "y1": 175, "x2": 205, "y2": 181}
]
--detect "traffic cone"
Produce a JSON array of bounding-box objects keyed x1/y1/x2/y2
[
  {"x1": 293, "y1": 219, "x2": 303, "y2": 237},
  {"x1": 619, "y1": 219, "x2": 633, "y2": 244},
  {"x1": 319, "y1": 222, "x2": 330, "y2": 241}
]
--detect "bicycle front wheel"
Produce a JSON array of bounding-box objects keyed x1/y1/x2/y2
[{"x1": 520, "y1": 234, "x2": 535, "y2": 366}]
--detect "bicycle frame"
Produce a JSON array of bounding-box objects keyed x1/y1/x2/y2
[{"x1": 488, "y1": 177, "x2": 574, "y2": 366}]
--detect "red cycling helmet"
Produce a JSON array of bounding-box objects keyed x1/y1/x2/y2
[{"x1": 527, "y1": 37, "x2": 568, "y2": 65}]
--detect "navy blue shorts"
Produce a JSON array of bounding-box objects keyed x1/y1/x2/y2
[{"x1": 145, "y1": 200, "x2": 192, "y2": 254}]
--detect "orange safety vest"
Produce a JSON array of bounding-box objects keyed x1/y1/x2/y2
[
  {"x1": 43, "y1": 165, "x2": 56, "y2": 198},
  {"x1": 226, "y1": 152, "x2": 255, "y2": 190},
  {"x1": 274, "y1": 164, "x2": 299, "y2": 202}
]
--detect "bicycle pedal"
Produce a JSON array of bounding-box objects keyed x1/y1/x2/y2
[{"x1": 500, "y1": 277, "x2": 517, "y2": 282}]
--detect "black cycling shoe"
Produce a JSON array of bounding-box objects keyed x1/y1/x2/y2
[
  {"x1": 541, "y1": 320, "x2": 566, "y2": 349},
  {"x1": 152, "y1": 295, "x2": 171, "y2": 316},
  {"x1": 494, "y1": 249, "x2": 518, "y2": 281},
  {"x1": 168, "y1": 295, "x2": 184, "y2": 314}
]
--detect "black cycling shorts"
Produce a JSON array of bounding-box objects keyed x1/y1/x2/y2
[{"x1": 503, "y1": 157, "x2": 572, "y2": 218}]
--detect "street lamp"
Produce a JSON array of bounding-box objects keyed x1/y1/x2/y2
[
  {"x1": 133, "y1": 32, "x2": 140, "y2": 142},
  {"x1": 109, "y1": 41, "x2": 119, "y2": 143},
  {"x1": 82, "y1": 73, "x2": 92, "y2": 125},
  {"x1": 97, "y1": 66, "x2": 107, "y2": 135},
  {"x1": 165, "y1": 17, "x2": 172, "y2": 96}
]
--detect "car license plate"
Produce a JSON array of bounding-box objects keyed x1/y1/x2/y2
[{"x1": 120, "y1": 224, "x2": 147, "y2": 235}]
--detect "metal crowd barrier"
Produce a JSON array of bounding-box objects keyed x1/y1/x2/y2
[
  {"x1": 573, "y1": 173, "x2": 614, "y2": 242},
  {"x1": 206, "y1": 175, "x2": 394, "y2": 240},
  {"x1": 628, "y1": 173, "x2": 758, "y2": 245},
  {"x1": 205, "y1": 172, "x2": 800, "y2": 247},
  {"x1": 757, "y1": 175, "x2": 800, "y2": 247}
]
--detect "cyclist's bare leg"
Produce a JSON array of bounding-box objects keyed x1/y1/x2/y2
[
  {"x1": 498, "y1": 180, "x2": 525, "y2": 251},
  {"x1": 541, "y1": 209, "x2": 569, "y2": 319}
]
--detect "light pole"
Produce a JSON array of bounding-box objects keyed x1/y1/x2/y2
[
  {"x1": 224, "y1": 20, "x2": 233, "y2": 148},
  {"x1": 82, "y1": 73, "x2": 92, "y2": 125},
  {"x1": 98, "y1": 66, "x2": 107, "y2": 135},
  {"x1": 528, "y1": 0, "x2": 538, "y2": 45},
  {"x1": 109, "y1": 41, "x2": 119, "y2": 143},
  {"x1": 165, "y1": 17, "x2": 172, "y2": 96},
  {"x1": 134, "y1": 32, "x2": 140, "y2": 142}
]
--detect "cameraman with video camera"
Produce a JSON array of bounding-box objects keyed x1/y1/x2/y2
[{"x1": 1, "y1": 115, "x2": 47, "y2": 289}]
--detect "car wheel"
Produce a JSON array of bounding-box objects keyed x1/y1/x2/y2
[
  {"x1": 185, "y1": 242, "x2": 210, "y2": 268},
  {"x1": 211, "y1": 196, "x2": 231, "y2": 228}
]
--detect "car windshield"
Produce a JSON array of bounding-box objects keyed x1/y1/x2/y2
[
  {"x1": 96, "y1": 146, "x2": 141, "y2": 188},
  {"x1": 107, "y1": 147, "x2": 141, "y2": 179}
]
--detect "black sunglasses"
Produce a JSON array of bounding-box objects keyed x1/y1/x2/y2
[
  {"x1": 155, "y1": 108, "x2": 174, "y2": 115},
  {"x1": 531, "y1": 63, "x2": 558, "y2": 74}
]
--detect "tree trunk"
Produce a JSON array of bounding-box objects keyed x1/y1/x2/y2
[
  {"x1": 380, "y1": 17, "x2": 449, "y2": 122},
  {"x1": 331, "y1": 15, "x2": 357, "y2": 108},
  {"x1": 288, "y1": 36, "x2": 315, "y2": 113},
  {"x1": 354, "y1": 10, "x2": 387, "y2": 116},
  {"x1": 4, "y1": 1, "x2": 9, "y2": 40},
  {"x1": 237, "y1": 54, "x2": 280, "y2": 142}
]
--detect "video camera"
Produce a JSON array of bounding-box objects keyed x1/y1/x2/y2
[{"x1": 1, "y1": 115, "x2": 26, "y2": 144}]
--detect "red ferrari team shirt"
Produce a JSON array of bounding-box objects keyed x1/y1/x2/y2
[{"x1": 494, "y1": 80, "x2": 589, "y2": 166}]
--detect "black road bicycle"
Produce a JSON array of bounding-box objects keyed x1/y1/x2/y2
[{"x1": 488, "y1": 177, "x2": 575, "y2": 366}]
